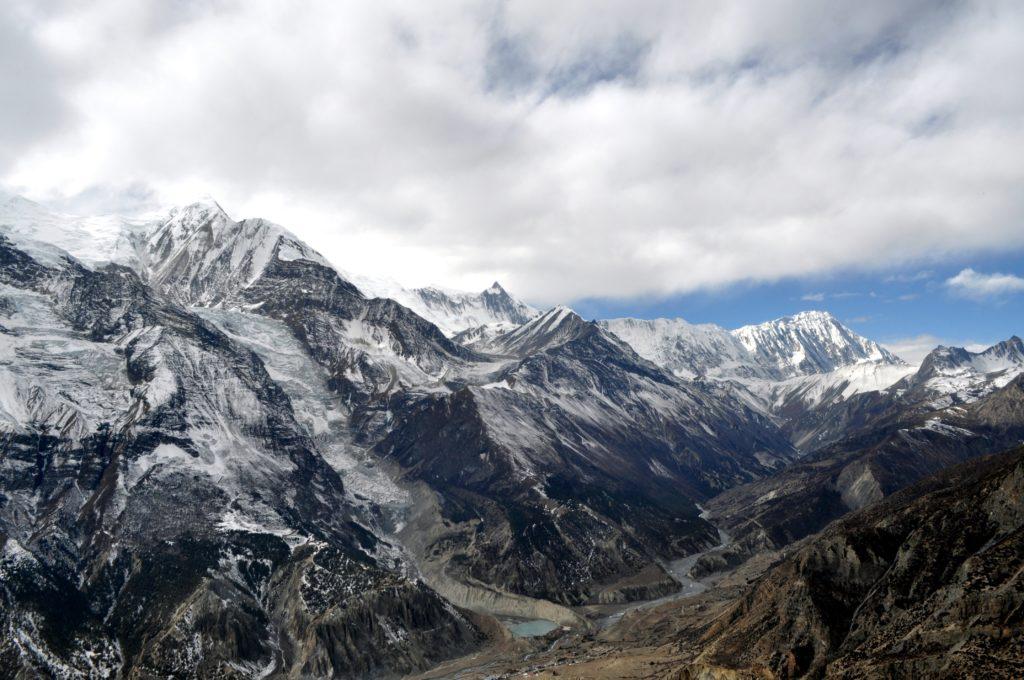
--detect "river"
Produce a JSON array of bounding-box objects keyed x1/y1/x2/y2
[{"x1": 595, "y1": 507, "x2": 732, "y2": 629}]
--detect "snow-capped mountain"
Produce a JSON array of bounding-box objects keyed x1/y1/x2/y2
[
  {"x1": 1, "y1": 195, "x2": 536, "y2": 333},
  {"x1": 3, "y1": 192, "x2": 1021, "y2": 679},
  {"x1": 450, "y1": 320, "x2": 521, "y2": 349},
  {"x1": 0, "y1": 233, "x2": 481, "y2": 677},
  {"x1": 130, "y1": 200, "x2": 329, "y2": 306},
  {"x1": 345, "y1": 272, "x2": 537, "y2": 337},
  {"x1": 600, "y1": 311, "x2": 913, "y2": 451},
  {"x1": 602, "y1": 311, "x2": 904, "y2": 384},
  {"x1": 732, "y1": 310, "x2": 904, "y2": 379},
  {"x1": 598, "y1": 317, "x2": 770, "y2": 380},
  {"x1": 482, "y1": 305, "x2": 592, "y2": 356},
  {"x1": 897, "y1": 336, "x2": 1024, "y2": 408}
]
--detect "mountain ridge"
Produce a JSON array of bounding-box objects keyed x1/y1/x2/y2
[{"x1": 3, "y1": 192, "x2": 1020, "y2": 678}]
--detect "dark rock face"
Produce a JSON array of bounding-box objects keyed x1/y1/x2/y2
[
  {"x1": 0, "y1": 241, "x2": 482, "y2": 678},
  {"x1": 694, "y1": 445, "x2": 1024, "y2": 678}
]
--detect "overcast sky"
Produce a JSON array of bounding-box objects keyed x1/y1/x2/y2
[{"x1": 2, "y1": 1, "x2": 1023, "y2": 356}]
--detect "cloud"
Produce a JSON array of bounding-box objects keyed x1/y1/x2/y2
[
  {"x1": 945, "y1": 268, "x2": 1024, "y2": 299},
  {"x1": 801, "y1": 292, "x2": 825, "y2": 301},
  {"x1": 882, "y1": 334, "x2": 991, "y2": 365},
  {"x1": 884, "y1": 270, "x2": 933, "y2": 283},
  {"x1": 2, "y1": 1, "x2": 1024, "y2": 304},
  {"x1": 0, "y1": 4, "x2": 72, "y2": 170}
]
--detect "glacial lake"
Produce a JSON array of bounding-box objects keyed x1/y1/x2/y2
[{"x1": 506, "y1": 619, "x2": 559, "y2": 637}]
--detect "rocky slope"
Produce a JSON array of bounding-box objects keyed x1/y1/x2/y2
[
  {"x1": 489, "y1": 446, "x2": 1024, "y2": 679},
  {"x1": 690, "y1": 444, "x2": 1024, "y2": 678}
]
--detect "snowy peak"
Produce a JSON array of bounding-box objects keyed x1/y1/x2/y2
[
  {"x1": 451, "y1": 320, "x2": 521, "y2": 349},
  {"x1": 0, "y1": 194, "x2": 334, "y2": 307},
  {"x1": 162, "y1": 198, "x2": 230, "y2": 234},
  {"x1": 138, "y1": 202, "x2": 328, "y2": 305},
  {"x1": 732, "y1": 310, "x2": 903, "y2": 379},
  {"x1": 486, "y1": 305, "x2": 591, "y2": 356},
  {"x1": 982, "y1": 335, "x2": 1024, "y2": 366},
  {"x1": 348, "y1": 274, "x2": 537, "y2": 337},
  {"x1": 603, "y1": 310, "x2": 901, "y2": 383},
  {"x1": 916, "y1": 336, "x2": 1024, "y2": 388},
  {"x1": 599, "y1": 317, "x2": 769, "y2": 380}
]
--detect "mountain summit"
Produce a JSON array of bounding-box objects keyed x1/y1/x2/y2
[{"x1": 732, "y1": 310, "x2": 903, "y2": 379}]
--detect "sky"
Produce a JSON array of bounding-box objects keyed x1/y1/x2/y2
[{"x1": 1, "y1": 1, "x2": 1023, "y2": 362}]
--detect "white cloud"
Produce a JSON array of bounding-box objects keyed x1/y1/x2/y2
[
  {"x1": 945, "y1": 268, "x2": 1024, "y2": 300},
  {"x1": 2, "y1": 1, "x2": 1024, "y2": 304},
  {"x1": 882, "y1": 334, "x2": 991, "y2": 365},
  {"x1": 884, "y1": 270, "x2": 933, "y2": 283},
  {"x1": 801, "y1": 292, "x2": 825, "y2": 301}
]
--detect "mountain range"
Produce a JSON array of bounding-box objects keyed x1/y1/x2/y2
[{"x1": 1, "y1": 194, "x2": 1022, "y2": 678}]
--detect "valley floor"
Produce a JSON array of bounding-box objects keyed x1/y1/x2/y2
[{"x1": 410, "y1": 525, "x2": 786, "y2": 679}]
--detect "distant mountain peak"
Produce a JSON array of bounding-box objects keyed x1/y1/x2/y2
[
  {"x1": 136, "y1": 200, "x2": 329, "y2": 305},
  {"x1": 788, "y1": 309, "x2": 846, "y2": 326},
  {"x1": 732, "y1": 309, "x2": 903, "y2": 378},
  {"x1": 600, "y1": 316, "x2": 769, "y2": 381},
  {"x1": 161, "y1": 198, "x2": 231, "y2": 234},
  {"x1": 349, "y1": 274, "x2": 537, "y2": 337},
  {"x1": 920, "y1": 336, "x2": 1024, "y2": 374},
  {"x1": 485, "y1": 305, "x2": 590, "y2": 356}
]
